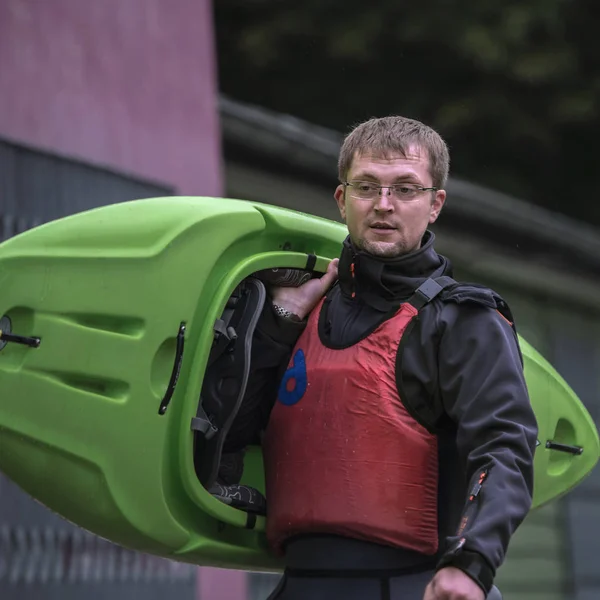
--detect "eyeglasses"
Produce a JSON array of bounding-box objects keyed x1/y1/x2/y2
[{"x1": 344, "y1": 181, "x2": 438, "y2": 202}]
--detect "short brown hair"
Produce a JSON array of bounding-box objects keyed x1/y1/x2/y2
[{"x1": 338, "y1": 116, "x2": 450, "y2": 189}]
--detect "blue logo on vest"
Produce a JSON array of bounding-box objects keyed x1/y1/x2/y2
[{"x1": 278, "y1": 349, "x2": 307, "y2": 406}]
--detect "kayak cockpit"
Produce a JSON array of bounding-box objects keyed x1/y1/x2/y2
[{"x1": 191, "y1": 267, "x2": 314, "y2": 519}]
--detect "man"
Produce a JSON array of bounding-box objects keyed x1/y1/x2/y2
[{"x1": 222, "y1": 116, "x2": 538, "y2": 600}]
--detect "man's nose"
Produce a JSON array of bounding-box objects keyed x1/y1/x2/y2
[{"x1": 374, "y1": 188, "x2": 394, "y2": 211}]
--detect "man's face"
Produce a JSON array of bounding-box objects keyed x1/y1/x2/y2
[{"x1": 334, "y1": 147, "x2": 446, "y2": 257}]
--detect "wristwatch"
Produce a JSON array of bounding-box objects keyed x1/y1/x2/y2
[{"x1": 272, "y1": 303, "x2": 303, "y2": 322}]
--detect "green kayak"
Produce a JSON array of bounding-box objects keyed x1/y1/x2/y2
[{"x1": 0, "y1": 196, "x2": 597, "y2": 571}]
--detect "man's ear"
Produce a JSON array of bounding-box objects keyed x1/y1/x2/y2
[
  {"x1": 429, "y1": 189, "x2": 446, "y2": 224},
  {"x1": 334, "y1": 185, "x2": 346, "y2": 221}
]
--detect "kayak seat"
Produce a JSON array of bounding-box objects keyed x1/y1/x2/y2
[{"x1": 193, "y1": 267, "x2": 312, "y2": 516}]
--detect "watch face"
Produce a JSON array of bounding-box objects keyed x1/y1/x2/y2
[{"x1": 273, "y1": 304, "x2": 302, "y2": 322}]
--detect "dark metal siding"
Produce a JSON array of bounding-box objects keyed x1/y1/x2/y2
[{"x1": 0, "y1": 139, "x2": 173, "y2": 240}]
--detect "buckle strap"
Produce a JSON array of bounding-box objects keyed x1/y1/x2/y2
[
  {"x1": 191, "y1": 409, "x2": 218, "y2": 440},
  {"x1": 407, "y1": 276, "x2": 456, "y2": 310}
]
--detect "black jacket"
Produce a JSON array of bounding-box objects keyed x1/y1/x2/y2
[{"x1": 225, "y1": 231, "x2": 538, "y2": 594}]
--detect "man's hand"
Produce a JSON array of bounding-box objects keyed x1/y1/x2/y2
[
  {"x1": 271, "y1": 258, "x2": 339, "y2": 319},
  {"x1": 423, "y1": 567, "x2": 485, "y2": 600}
]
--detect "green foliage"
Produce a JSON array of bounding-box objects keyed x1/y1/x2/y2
[{"x1": 214, "y1": 0, "x2": 600, "y2": 226}]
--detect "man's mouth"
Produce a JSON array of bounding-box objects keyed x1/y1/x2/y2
[{"x1": 370, "y1": 223, "x2": 396, "y2": 230}]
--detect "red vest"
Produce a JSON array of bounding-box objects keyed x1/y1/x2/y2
[{"x1": 263, "y1": 298, "x2": 439, "y2": 556}]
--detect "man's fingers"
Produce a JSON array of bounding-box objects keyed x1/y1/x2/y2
[
  {"x1": 320, "y1": 258, "x2": 339, "y2": 289},
  {"x1": 422, "y1": 581, "x2": 436, "y2": 600},
  {"x1": 328, "y1": 257, "x2": 340, "y2": 273}
]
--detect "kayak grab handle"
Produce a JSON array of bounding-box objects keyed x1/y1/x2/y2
[
  {"x1": 546, "y1": 440, "x2": 583, "y2": 455},
  {"x1": 0, "y1": 330, "x2": 40, "y2": 348},
  {"x1": 158, "y1": 322, "x2": 186, "y2": 415}
]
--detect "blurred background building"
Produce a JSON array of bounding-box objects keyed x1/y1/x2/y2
[{"x1": 1, "y1": 1, "x2": 599, "y2": 599}]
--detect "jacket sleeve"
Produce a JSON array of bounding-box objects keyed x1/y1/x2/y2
[
  {"x1": 223, "y1": 300, "x2": 307, "y2": 453},
  {"x1": 435, "y1": 302, "x2": 538, "y2": 594}
]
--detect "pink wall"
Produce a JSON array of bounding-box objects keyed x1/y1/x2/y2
[
  {"x1": 0, "y1": 1, "x2": 245, "y2": 597},
  {"x1": 199, "y1": 568, "x2": 249, "y2": 600},
  {"x1": 0, "y1": 0, "x2": 223, "y2": 196}
]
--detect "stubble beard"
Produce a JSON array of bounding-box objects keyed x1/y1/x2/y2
[{"x1": 357, "y1": 237, "x2": 409, "y2": 258}]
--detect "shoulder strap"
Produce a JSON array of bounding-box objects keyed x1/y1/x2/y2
[
  {"x1": 396, "y1": 277, "x2": 457, "y2": 432},
  {"x1": 397, "y1": 276, "x2": 522, "y2": 431}
]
